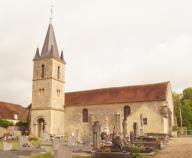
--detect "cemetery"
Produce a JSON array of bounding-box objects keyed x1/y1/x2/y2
[{"x1": 0, "y1": 119, "x2": 174, "y2": 158}]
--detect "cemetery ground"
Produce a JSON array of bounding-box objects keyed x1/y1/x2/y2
[{"x1": 1, "y1": 137, "x2": 192, "y2": 158}]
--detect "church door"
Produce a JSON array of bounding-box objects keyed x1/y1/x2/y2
[{"x1": 37, "y1": 118, "x2": 45, "y2": 137}]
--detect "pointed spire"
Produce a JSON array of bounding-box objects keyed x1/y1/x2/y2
[
  {"x1": 60, "y1": 50, "x2": 66, "y2": 64},
  {"x1": 33, "y1": 47, "x2": 40, "y2": 60},
  {"x1": 41, "y1": 23, "x2": 60, "y2": 58},
  {"x1": 60, "y1": 50, "x2": 64, "y2": 60}
]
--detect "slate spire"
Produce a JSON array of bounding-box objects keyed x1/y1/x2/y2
[
  {"x1": 60, "y1": 50, "x2": 66, "y2": 64},
  {"x1": 41, "y1": 23, "x2": 60, "y2": 58},
  {"x1": 33, "y1": 47, "x2": 40, "y2": 60}
]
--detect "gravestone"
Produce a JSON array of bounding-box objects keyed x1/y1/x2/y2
[
  {"x1": 130, "y1": 131, "x2": 135, "y2": 144},
  {"x1": 42, "y1": 131, "x2": 52, "y2": 145},
  {"x1": 67, "y1": 136, "x2": 76, "y2": 146},
  {"x1": 53, "y1": 137, "x2": 61, "y2": 151},
  {"x1": 54, "y1": 144, "x2": 72, "y2": 158},
  {"x1": 3, "y1": 142, "x2": 12, "y2": 151},
  {"x1": 93, "y1": 121, "x2": 100, "y2": 150},
  {"x1": 19, "y1": 135, "x2": 29, "y2": 149}
]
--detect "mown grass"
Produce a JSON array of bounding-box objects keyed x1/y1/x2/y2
[
  {"x1": 30, "y1": 153, "x2": 91, "y2": 158},
  {"x1": 30, "y1": 153, "x2": 53, "y2": 158}
]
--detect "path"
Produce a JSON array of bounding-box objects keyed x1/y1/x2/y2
[{"x1": 151, "y1": 137, "x2": 192, "y2": 158}]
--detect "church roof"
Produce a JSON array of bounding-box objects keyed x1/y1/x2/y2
[
  {"x1": 0, "y1": 101, "x2": 28, "y2": 121},
  {"x1": 40, "y1": 23, "x2": 60, "y2": 58},
  {"x1": 65, "y1": 82, "x2": 169, "y2": 106}
]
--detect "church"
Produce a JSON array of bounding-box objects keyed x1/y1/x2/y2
[{"x1": 30, "y1": 22, "x2": 175, "y2": 138}]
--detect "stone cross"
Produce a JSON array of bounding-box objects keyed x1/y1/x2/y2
[
  {"x1": 130, "y1": 131, "x2": 135, "y2": 144},
  {"x1": 92, "y1": 121, "x2": 100, "y2": 151},
  {"x1": 122, "y1": 118, "x2": 127, "y2": 138}
]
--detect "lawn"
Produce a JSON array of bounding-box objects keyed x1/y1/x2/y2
[{"x1": 30, "y1": 153, "x2": 91, "y2": 158}]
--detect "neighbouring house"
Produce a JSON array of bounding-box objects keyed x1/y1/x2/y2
[
  {"x1": 0, "y1": 101, "x2": 29, "y2": 137},
  {"x1": 0, "y1": 101, "x2": 28, "y2": 125}
]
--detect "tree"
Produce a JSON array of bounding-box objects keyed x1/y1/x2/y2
[{"x1": 173, "y1": 88, "x2": 192, "y2": 130}]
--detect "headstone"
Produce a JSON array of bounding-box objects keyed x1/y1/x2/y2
[
  {"x1": 19, "y1": 136, "x2": 29, "y2": 149},
  {"x1": 3, "y1": 142, "x2": 12, "y2": 151},
  {"x1": 53, "y1": 137, "x2": 61, "y2": 151},
  {"x1": 54, "y1": 144, "x2": 72, "y2": 158},
  {"x1": 92, "y1": 121, "x2": 100, "y2": 150},
  {"x1": 130, "y1": 131, "x2": 135, "y2": 144},
  {"x1": 67, "y1": 135, "x2": 76, "y2": 146},
  {"x1": 42, "y1": 131, "x2": 51, "y2": 145}
]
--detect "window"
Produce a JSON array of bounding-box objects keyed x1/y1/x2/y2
[
  {"x1": 82, "y1": 108, "x2": 88, "y2": 122},
  {"x1": 41, "y1": 64, "x2": 45, "y2": 78},
  {"x1": 14, "y1": 113, "x2": 18, "y2": 120},
  {"x1": 57, "y1": 89, "x2": 61, "y2": 96},
  {"x1": 124, "y1": 106, "x2": 131, "y2": 119},
  {"x1": 57, "y1": 66, "x2": 60, "y2": 79},
  {"x1": 39, "y1": 88, "x2": 45, "y2": 96},
  {"x1": 143, "y1": 118, "x2": 147, "y2": 125}
]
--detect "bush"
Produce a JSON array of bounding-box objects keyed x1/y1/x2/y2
[
  {"x1": 15, "y1": 121, "x2": 28, "y2": 127},
  {"x1": 0, "y1": 119, "x2": 13, "y2": 128}
]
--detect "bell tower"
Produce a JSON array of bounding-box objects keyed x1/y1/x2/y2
[{"x1": 31, "y1": 22, "x2": 65, "y2": 137}]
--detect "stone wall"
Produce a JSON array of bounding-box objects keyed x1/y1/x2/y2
[{"x1": 64, "y1": 100, "x2": 168, "y2": 139}]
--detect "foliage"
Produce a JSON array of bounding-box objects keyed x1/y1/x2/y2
[
  {"x1": 15, "y1": 121, "x2": 28, "y2": 127},
  {"x1": 173, "y1": 88, "x2": 192, "y2": 130},
  {"x1": 0, "y1": 119, "x2": 13, "y2": 128},
  {"x1": 172, "y1": 125, "x2": 179, "y2": 131},
  {"x1": 132, "y1": 153, "x2": 144, "y2": 158}
]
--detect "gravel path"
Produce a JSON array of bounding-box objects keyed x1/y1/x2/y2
[{"x1": 151, "y1": 137, "x2": 192, "y2": 158}]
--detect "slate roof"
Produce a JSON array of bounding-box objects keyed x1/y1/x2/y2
[
  {"x1": 41, "y1": 23, "x2": 60, "y2": 58},
  {"x1": 0, "y1": 102, "x2": 28, "y2": 121},
  {"x1": 65, "y1": 82, "x2": 169, "y2": 106}
]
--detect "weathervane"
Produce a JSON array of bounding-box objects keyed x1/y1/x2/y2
[{"x1": 50, "y1": 5, "x2": 54, "y2": 23}]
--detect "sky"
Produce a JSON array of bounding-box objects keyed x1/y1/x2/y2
[{"x1": 1, "y1": 0, "x2": 192, "y2": 106}]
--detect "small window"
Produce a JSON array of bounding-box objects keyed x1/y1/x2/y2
[
  {"x1": 124, "y1": 106, "x2": 131, "y2": 119},
  {"x1": 82, "y1": 108, "x2": 88, "y2": 122},
  {"x1": 57, "y1": 66, "x2": 60, "y2": 79},
  {"x1": 39, "y1": 88, "x2": 45, "y2": 96},
  {"x1": 14, "y1": 113, "x2": 18, "y2": 120},
  {"x1": 143, "y1": 118, "x2": 147, "y2": 125},
  {"x1": 57, "y1": 89, "x2": 61, "y2": 96},
  {"x1": 41, "y1": 64, "x2": 45, "y2": 78}
]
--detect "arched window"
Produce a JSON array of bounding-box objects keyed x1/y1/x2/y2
[
  {"x1": 124, "y1": 106, "x2": 131, "y2": 119},
  {"x1": 41, "y1": 64, "x2": 45, "y2": 78},
  {"x1": 57, "y1": 66, "x2": 60, "y2": 79},
  {"x1": 82, "y1": 108, "x2": 88, "y2": 122}
]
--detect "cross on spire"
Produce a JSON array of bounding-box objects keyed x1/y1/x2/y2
[{"x1": 50, "y1": 5, "x2": 54, "y2": 23}]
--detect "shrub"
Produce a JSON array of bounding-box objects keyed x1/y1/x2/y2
[
  {"x1": 15, "y1": 121, "x2": 28, "y2": 127},
  {"x1": 0, "y1": 119, "x2": 13, "y2": 128}
]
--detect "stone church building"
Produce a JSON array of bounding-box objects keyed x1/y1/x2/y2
[{"x1": 30, "y1": 22, "x2": 174, "y2": 138}]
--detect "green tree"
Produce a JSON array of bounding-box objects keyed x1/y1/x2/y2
[{"x1": 173, "y1": 88, "x2": 192, "y2": 130}]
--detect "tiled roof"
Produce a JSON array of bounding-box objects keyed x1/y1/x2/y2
[
  {"x1": 0, "y1": 102, "x2": 28, "y2": 121},
  {"x1": 65, "y1": 82, "x2": 169, "y2": 106}
]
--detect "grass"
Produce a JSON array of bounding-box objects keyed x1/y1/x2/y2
[
  {"x1": 0, "y1": 140, "x2": 19, "y2": 150},
  {"x1": 30, "y1": 153, "x2": 53, "y2": 158},
  {"x1": 29, "y1": 153, "x2": 91, "y2": 158}
]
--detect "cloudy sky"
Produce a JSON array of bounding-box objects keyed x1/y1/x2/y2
[{"x1": 1, "y1": 0, "x2": 192, "y2": 106}]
